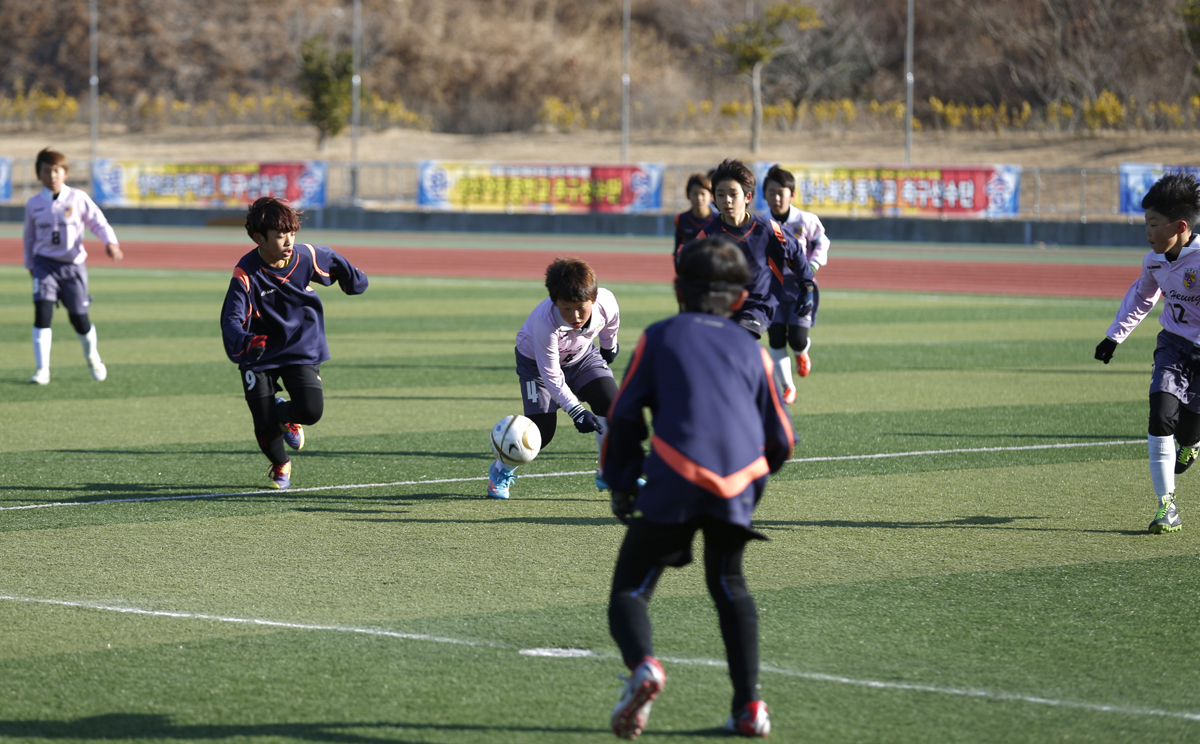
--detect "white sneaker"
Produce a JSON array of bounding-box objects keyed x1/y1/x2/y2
[
  {"x1": 29, "y1": 369, "x2": 50, "y2": 385},
  {"x1": 611, "y1": 656, "x2": 665, "y2": 739},
  {"x1": 86, "y1": 355, "x2": 107, "y2": 382}
]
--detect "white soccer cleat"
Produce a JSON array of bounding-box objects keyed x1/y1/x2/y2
[
  {"x1": 86, "y1": 355, "x2": 107, "y2": 382},
  {"x1": 611, "y1": 656, "x2": 665, "y2": 739},
  {"x1": 29, "y1": 369, "x2": 50, "y2": 385}
]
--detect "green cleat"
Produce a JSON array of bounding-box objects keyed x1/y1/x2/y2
[
  {"x1": 1176, "y1": 444, "x2": 1198, "y2": 475},
  {"x1": 1149, "y1": 495, "x2": 1182, "y2": 534}
]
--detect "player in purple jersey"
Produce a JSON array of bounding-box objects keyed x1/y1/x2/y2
[
  {"x1": 488, "y1": 258, "x2": 622, "y2": 499},
  {"x1": 1095, "y1": 172, "x2": 1200, "y2": 533},
  {"x1": 23, "y1": 148, "x2": 124, "y2": 385},
  {"x1": 673, "y1": 172, "x2": 717, "y2": 257},
  {"x1": 690, "y1": 159, "x2": 815, "y2": 342},
  {"x1": 220, "y1": 197, "x2": 369, "y2": 489},
  {"x1": 602, "y1": 236, "x2": 792, "y2": 739},
  {"x1": 762, "y1": 165, "x2": 830, "y2": 403}
]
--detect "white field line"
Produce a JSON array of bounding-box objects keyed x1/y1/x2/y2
[
  {"x1": 2, "y1": 594, "x2": 1197, "y2": 723},
  {"x1": 0, "y1": 440, "x2": 1143, "y2": 512}
]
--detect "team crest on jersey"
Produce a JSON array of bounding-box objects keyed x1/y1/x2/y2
[
  {"x1": 63, "y1": 206, "x2": 73, "y2": 218},
  {"x1": 1187, "y1": 269, "x2": 1197, "y2": 289}
]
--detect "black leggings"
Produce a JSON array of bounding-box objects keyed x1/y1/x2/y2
[
  {"x1": 242, "y1": 364, "x2": 324, "y2": 465},
  {"x1": 529, "y1": 375, "x2": 618, "y2": 450},
  {"x1": 1149, "y1": 391, "x2": 1200, "y2": 444},
  {"x1": 609, "y1": 515, "x2": 763, "y2": 714},
  {"x1": 34, "y1": 300, "x2": 91, "y2": 334},
  {"x1": 766, "y1": 322, "x2": 807, "y2": 352}
]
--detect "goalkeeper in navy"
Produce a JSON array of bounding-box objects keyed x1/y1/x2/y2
[
  {"x1": 1095, "y1": 171, "x2": 1200, "y2": 534},
  {"x1": 220, "y1": 196, "x2": 369, "y2": 490},
  {"x1": 600, "y1": 236, "x2": 793, "y2": 739}
]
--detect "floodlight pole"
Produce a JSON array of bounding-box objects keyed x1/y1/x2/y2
[
  {"x1": 350, "y1": 0, "x2": 362, "y2": 205},
  {"x1": 89, "y1": 0, "x2": 99, "y2": 177},
  {"x1": 904, "y1": 0, "x2": 914, "y2": 165},
  {"x1": 621, "y1": 0, "x2": 632, "y2": 163}
]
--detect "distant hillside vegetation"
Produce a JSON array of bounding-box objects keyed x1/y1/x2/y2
[{"x1": 2, "y1": 0, "x2": 1198, "y2": 134}]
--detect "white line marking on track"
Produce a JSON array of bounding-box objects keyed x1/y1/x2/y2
[
  {"x1": 3, "y1": 594, "x2": 1197, "y2": 723},
  {"x1": 0, "y1": 441, "x2": 1143, "y2": 511}
]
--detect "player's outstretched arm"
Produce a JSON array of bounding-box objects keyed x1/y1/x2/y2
[
  {"x1": 759, "y1": 348, "x2": 795, "y2": 472},
  {"x1": 599, "y1": 334, "x2": 651, "y2": 493},
  {"x1": 308, "y1": 244, "x2": 369, "y2": 295}
]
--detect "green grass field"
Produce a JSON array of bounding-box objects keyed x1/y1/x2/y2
[{"x1": 2, "y1": 262, "x2": 1199, "y2": 743}]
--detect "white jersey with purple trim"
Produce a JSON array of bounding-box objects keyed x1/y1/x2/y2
[
  {"x1": 23, "y1": 184, "x2": 119, "y2": 270},
  {"x1": 772, "y1": 205, "x2": 830, "y2": 268},
  {"x1": 515, "y1": 287, "x2": 620, "y2": 412},
  {"x1": 1106, "y1": 237, "x2": 1200, "y2": 344}
]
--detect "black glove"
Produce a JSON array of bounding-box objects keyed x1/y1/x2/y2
[
  {"x1": 796, "y1": 281, "x2": 815, "y2": 318},
  {"x1": 246, "y1": 334, "x2": 268, "y2": 361},
  {"x1": 1094, "y1": 337, "x2": 1117, "y2": 364},
  {"x1": 611, "y1": 485, "x2": 639, "y2": 524},
  {"x1": 566, "y1": 404, "x2": 604, "y2": 434},
  {"x1": 600, "y1": 344, "x2": 619, "y2": 365}
]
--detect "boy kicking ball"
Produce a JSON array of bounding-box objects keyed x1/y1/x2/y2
[
  {"x1": 487, "y1": 257, "x2": 621, "y2": 499},
  {"x1": 1095, "y1": 171, "x2": 1200, "y2": 533},
  {"x1": 602, "y1": 236, "x2": 794, "y2": 739},
  {"x1": 220, "y1": 197, "x2": 368, "y2": 489},
  {"x1": 23, "y1": 148, "x2": 123, "y2": 384}
]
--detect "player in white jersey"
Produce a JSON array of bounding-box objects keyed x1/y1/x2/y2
[
  {"x1": 1095, "y1": 171, "x2": 1200, "y2": 533},
  {"x1": 762, "y1": 165, "x2": 830, "y2": 403},
  {"x1": 23, "y1": 148, "x2": 123, "y2": 385},
  {"x1": 488, "y1": 257, "x2": 622, "y2": 499}
]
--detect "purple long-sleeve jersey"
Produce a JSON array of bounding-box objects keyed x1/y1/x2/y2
[
  {"x1": 1107, "y1": 238, "x2": 1200, "y2": 344},
  {"x1": 691, "y1": 214, "x2": 813, "y2": 329},
  {"x1": 600, "y1": 312, "x2": 794, "y2": 528},
  {"x1": 220, "y1": 243, "x2": 368, "y2": 370}
]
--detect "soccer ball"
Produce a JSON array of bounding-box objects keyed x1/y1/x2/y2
[{"x1": 490, "y1": 414, "x2": 542, "y2": 468}]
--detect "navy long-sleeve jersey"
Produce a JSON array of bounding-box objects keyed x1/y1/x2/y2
[
  {"x1": 691, "y1": 214, "x2": 813, "y2": 330},
  {"x1": 600, "y1": 312, "x2": 795, "y2": 528},
  {"x1": 220, "y1": 243, "x2": 368, "y2": 370},
  {"x1": 674, "y1": 207, "x2": 716, "y2": 255}
]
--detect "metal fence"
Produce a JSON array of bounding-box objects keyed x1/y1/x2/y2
[{"x1": 4, "y1": 157, "x2": 1137, "y2": 222}]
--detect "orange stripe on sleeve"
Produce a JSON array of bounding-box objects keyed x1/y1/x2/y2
[
  {"x1": 767, "y1": 256, "x2": 784, "y2": 284},
  {"x1": 760, "y1": 347, "x2": 795, "y2": 456},
  {"x1": 233, "y1": 267, "x2": 250, "y2": 292},
  {"x1": 651, "y1": 435, "x2": 770, "y2": 499},
  {"x1": 307, "y1": 244, "x2": 331, "y2": 278}
]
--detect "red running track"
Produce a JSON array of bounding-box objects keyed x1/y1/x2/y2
[{"x1": 0, "y1": 238, "x2": 1140, "y2": 298}]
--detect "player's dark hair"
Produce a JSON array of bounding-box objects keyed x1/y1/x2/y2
[
  {"x1": 1143, "y1": 171, "x2": 1200, "y2": 226},
  {"x1": 710, "y1": 158, "x2": 756, "y2": 197},
  {"x1": 675, "y1": 236, "x2": 751, "y2": 316},
  {"x1": 245, "y1": 196, "x2": 303, "y2": 239},
  {"x1": 35, "y1": 148, "x2": 68, "y2": 175},
  {"x1": 685, "y1": 173, "x2": 712, "y2": 197},
  {"x1": 545, "y1": 257, "x2": 599, "y2": 304},
  {"x1": 764, "y1": 165, "x2": 795, "y2": 193}
]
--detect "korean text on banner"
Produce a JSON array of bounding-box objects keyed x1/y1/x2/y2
[
  {"x1": 1119, "y1": 163, "x2": 1200, "y2": 216},
  {"x1": 751, "y1": 163, "x2": 1021, "y2": 219},
  {"x1": 92, "y1": 160, "x2": 328, "y2": 208},
  {"x1": 417, "y1": 161, "x2": 664, "y2": 213},
  {"x1": 0, "y1": 157, "x2": 11, "y2": 202}
]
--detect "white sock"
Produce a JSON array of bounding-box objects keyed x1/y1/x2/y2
[
  {"x1": 596, "y1": 416, "x2": 608, "y2": 457},
  {"x1": 32, "y1": 327, "x2": 51, "y2": 371},
  {"x1": 1149, "y1": 434, "x2": 1175, "y2": 502},
  {"x1": 78, "y1": 325, "x2": 99, "y2": 360},
  {"x1": 495, "y1": 459, "x2": 516, "y2": 475},
  {"x1": 769, "y1": 345, "x2": 795, "y2": 389}
]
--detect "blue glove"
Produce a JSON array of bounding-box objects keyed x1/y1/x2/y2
[
  {"x1": 795, "y1": 281, "x2": 815, "y2": 318},
  {"x1": 600, "y1": 343, "x2": 619, "y2": 365},
  {"x1": 567, "y1": 404, "x2": 604, "y2": 434}
]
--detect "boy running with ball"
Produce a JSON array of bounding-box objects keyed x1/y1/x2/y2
[
  {"x1": 488, "y1": 257, "x2": 621, "y2": 499},
  {"x1": 1095, "y1": 171, "x2": 1200, "y2": 533},
  {"x1": 220, "y1": 197, "x2": 368, "y2": 489},
  {"x1": 23, "y1": 148, "x2": 123, "y2": 384}
]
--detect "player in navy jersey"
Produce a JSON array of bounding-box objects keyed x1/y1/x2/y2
[
  {"x1": 220, "y1": 197, "x2": 368, "y2": 489},
  {"x1": 689, "y1": 159, "x2": 814, "y2": 341},
  {"x1": 673, "y1": 172, "x2": 717, "y2": 256},
  {"x1": 602, "y1": 236, "x2": 793, "y2": 739},
  {"x1": 1096, "y1": 172, "x2": 1200, "y2": 534}
]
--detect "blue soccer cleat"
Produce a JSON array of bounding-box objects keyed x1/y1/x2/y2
[
  {"x1": 488, "y1": 460, "x2": 517, "y2": 499},
  {"x1": 269, "y1": 460, "x2": 291, "y2": 490},
  {"x1": 276, "y1": 397, "x2": 305, "y2": 450}
]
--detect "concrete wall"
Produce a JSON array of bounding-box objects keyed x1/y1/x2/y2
[{"x1": 0, "y1": 205, "x2": 1146, "y2": 248}]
